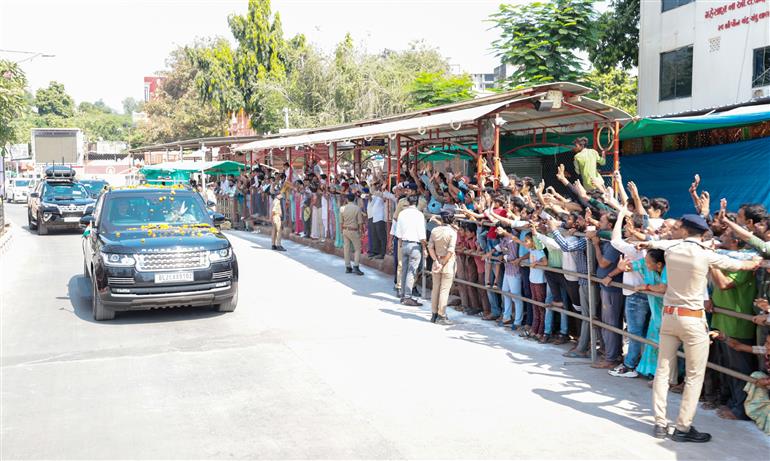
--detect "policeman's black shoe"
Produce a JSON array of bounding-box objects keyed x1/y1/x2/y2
[
  {"x1": 345, "y1": 267, "x2": 353, "y2": 274},
  {"x1": 276, "y1": 246, "x2": 287, "y2": 252},
  {"x1": 401, "y1": 298, "x2": 422, "y2": 307},
  {"x1": 352, "y1": 266, "x2": 364, "y2": 276},
  {"x1": 653, "y1": 425, "x2": 668, "y2": 439},
  {"x1": 671, "y1": 426, "x2": 711, "y2": 443},
  {"x1": 430, "y1": 313, "x2": 438, "y2": 323},
  {"x1": 272, "y1": 245, "x2": 277, "y2": 250}
]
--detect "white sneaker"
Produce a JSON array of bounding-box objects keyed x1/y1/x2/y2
[{"x1": 609, "y1": 364, "x2": 638, "y2": 378}]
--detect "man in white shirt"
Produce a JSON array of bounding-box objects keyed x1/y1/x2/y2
[
  {"x1": 369, "y1": 183, "x2": 387, "y2": 259},
  {"x1": 395, "y1": 194, "x2": 427, "y2": 306}
]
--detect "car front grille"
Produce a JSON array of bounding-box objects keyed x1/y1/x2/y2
[
  {"x1": 212, "y1": 270, "x2": 232, "y2": 280},
  {"x1": 107, "y1": 277, "x2": 135, "y2": 285},
  {"x1": 135, "y1": 251, "x2": 209, "y2": 272}
]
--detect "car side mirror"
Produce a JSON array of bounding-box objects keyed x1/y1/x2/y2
[
  {"x1": 79, "y1": 215, "x2": 95, "y2": 228},
  {"x1": 30, "y1": 192, "x2": 39, "y2": 198},
  {"x1": 210, "y1": 212, "x2": 226, "y2": 224}
]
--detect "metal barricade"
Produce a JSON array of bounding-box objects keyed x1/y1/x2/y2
[{"x1": 423, "y1": 218, "x2": 767, "y2": 385}]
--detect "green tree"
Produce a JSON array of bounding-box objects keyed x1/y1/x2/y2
[
  {"x1": 121, "y1": 97, "x2": 143, "y2": 115},
  {"x1": 227, "y1": 0, "x2": 290, "y2": 132},
  {"x1": 584, "y1": 67, "x2": 637, "y2": 115},
  {"x1": 136, "y1": 47, "x2": 227, "y2": 145},
  {"x1": 408, "y1": 72, "x2": 474, "y2": 109},
  {"x1": 78, "y1": 99, "x2": 114, "y2": 114},
  {"x1": 589, "y1": 0, "x2": 639, "y2": 72},
  {"x1": 187, "y1": 38, "x2": 242, "y2": 117},
  {"x1": 35, "y1": 81, "x2": 75, "y2": 117},
  {"x1": 490, "y1": 0, "x2": 598, "y2": 87},
  {"x1": 0, "y1": 60, "x2": 29, "y2": 153}
]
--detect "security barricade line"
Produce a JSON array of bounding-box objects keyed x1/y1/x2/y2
[{"x1": 424, "y1": 256, "x2": 762, "y2": 385}]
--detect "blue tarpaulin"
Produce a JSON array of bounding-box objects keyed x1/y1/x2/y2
[{"x1": 620, "y1": 136, "x2": 770, "y2": 217}]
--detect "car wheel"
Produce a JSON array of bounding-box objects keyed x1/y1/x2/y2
[
  {"x1": 216, "y1": 290, "x2": 238, "y2": 313},
  {"x1": 28, "y1": 209, "x2": 38, "y2": 230},
  {"x1": 37, "y1": 212, "x2": 48, "y2": 235},
  {"x1": 91, "y1": 279, "x2": 115, "y2": 321}
]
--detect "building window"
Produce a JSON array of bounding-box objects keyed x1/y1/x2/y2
[
  {"x1": 144, "y1": 84, "x2": 150, "y2": 102},
  {"x1": 659, "y1": 46, "x2": 693, "y2": 101},
  {"x1": 661, "y1": 0, "x2": 694, "y2": 12},
  {"x1": 753, "y1": 46, "x2": 770, "y2": 88}
]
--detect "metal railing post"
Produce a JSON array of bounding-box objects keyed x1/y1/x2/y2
[
  {"x1": 586, "y1": 242, "x2": 598, "y2": 364},
  {"x1": 422, "y1": 256, "x2": 427, "y2": 300}
]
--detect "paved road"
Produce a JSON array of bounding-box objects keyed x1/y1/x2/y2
[{"x1": 1, "y1": 202, "x2": 767, "y2": 459}]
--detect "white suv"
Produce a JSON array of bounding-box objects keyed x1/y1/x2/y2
[{"x1": 5, "y1": 178, "x2": 34, "y2": 203}]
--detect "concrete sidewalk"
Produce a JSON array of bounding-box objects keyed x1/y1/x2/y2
[{"x1": 224, "y1": 229, "x2": 770, "y2": 460}]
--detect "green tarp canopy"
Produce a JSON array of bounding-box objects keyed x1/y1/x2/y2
[
  {"x1": 140, "y1": 160, "x2": 246, "y2": 181},
  {"x1": 619, "y1": 105, "x2": 770, "y2": 140},
  {"x1": 499, "y1": 131, "x2": 612, "y2": 157},
  {"x1": 418, "y1": 145, "x2": 475, "y2": 162}
]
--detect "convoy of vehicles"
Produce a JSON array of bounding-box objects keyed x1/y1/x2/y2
[
  {"x1": 8, "y1": 165, "x2": 239, "y2": 321},
  {"x1": 80, "y1": 185, "x2": 238, "y2": 320}
]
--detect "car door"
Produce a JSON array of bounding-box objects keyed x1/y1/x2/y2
[{"x1": 84, "y1": 194, "x2": 105, "y2": 274}]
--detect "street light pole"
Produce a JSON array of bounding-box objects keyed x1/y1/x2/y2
[{"x1": 0, "y1": 49, "x2": 56, "y2": 64}]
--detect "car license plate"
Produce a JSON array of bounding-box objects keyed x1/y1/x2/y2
[
  {"x1": 63, "y1": 216, "x2": 80, "y2": 222},
  {"x1": 154, "y1": 272, "x2": 194, "y2": 283}
]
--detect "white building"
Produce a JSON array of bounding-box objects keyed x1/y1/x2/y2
[
  {"x1": 470, "y1": 72, "x2": 497, "y2": 92},
  {"x1": 638, "y1": 0, "x2": 770, "y2": 116}
]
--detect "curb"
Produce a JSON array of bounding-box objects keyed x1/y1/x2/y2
[
  {"x1": 249, "y1": 223, "x2": 397, "y2": 275},
  {"x1": 0, "y1": 222, "x2": 15, "y2": 257}
]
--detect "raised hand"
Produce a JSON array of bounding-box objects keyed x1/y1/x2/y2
[
  {"x1": 617, "y1": 255, "x2": 631, "y2": 272},
  {"x1": 556, "y1": 164, "x2": 568, "y2": 184},
  {"x1": 699, "y1": 190, "x2": 711, "y2": 216},
  {"x1": 717, "y1": 198, "x2": 727, "y2": 223}
]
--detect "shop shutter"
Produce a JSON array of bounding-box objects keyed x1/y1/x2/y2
[{"x1": 501, "y1": 157, "x2": 543, "y2": 182}]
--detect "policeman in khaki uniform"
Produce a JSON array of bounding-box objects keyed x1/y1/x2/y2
[
  {"x1": 271, "y1": 194, "x2": 286, "y2": 251},
  {"x1": 340, "y1": 193, "x2": 365, "y2": 275},
  {"x1": 640, "y1": 214, "x2": 760, "y2": 443},
  {"x1": 427, "y1": 211, "x2": 458, "y2": 325}
]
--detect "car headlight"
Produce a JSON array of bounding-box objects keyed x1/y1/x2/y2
[
  {"x1": 101, "y1": 252, "x2": 136, "y2": 267},
  {"x1": 209, "y1": 248, "x2": 232, "y2": 262}
]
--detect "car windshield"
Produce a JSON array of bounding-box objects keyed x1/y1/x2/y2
[
  {"x1": 43, "y1": 183, "x2": 89, "y2": 200},
  {"x1": 101, "y1": 192, "x2": 211, "y2": 231},
  {"x1": 81, "y1": 181, "x2": 108, "y2": 194},
  {"x1": 14, "y1": 180, "x2": 31, "y2": 187}
]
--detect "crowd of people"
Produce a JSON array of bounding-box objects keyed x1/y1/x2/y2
[{"x1": 207, "y1": 138, "x2": 770, "y2": 438}]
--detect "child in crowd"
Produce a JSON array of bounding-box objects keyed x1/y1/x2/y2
[
  {"x1": 525, "y1": 233, "x2": 548, "y2": 341},
  {"x1": 618, "y1": 250, "x2": 669, "y2": 378}
]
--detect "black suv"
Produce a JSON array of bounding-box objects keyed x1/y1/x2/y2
[
  {"x1": 28, "y1": 166, "x2": 96, "y2": 235},
  {"x1": 81, "y1": 186, "x2": 238, "y2": 320},
  {"x1": 79, "y1": 179, "x2": 110, "y2": 199}
]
